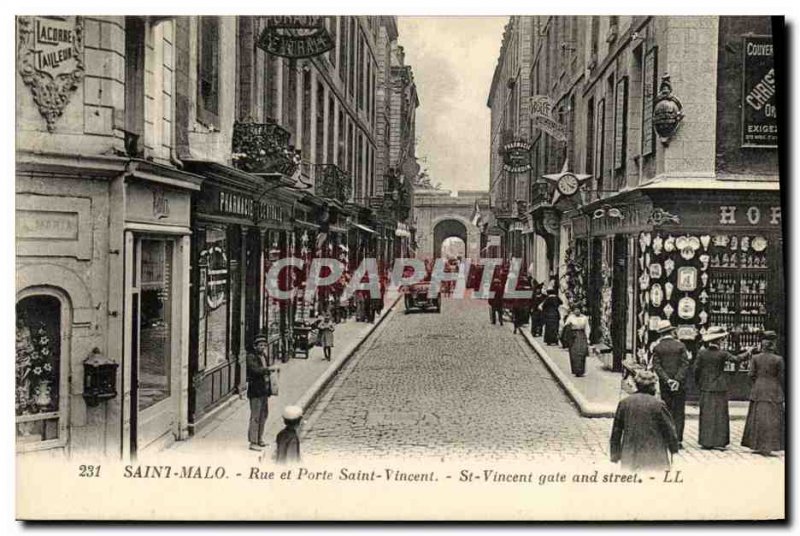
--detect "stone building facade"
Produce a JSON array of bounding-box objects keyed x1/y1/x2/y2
[
  {"x1": 487, "y1": 16, "x2": 783, "y2": 396},
  {"x1": 16, "y1": 15, "x2": 419, "y2": 459}
]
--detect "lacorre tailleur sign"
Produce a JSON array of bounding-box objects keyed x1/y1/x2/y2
[{"x1": 742, "y1": 35, "x2": 777, "y2": 147}]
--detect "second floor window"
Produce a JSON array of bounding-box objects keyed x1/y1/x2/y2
[{"x1": 198, "y1": 16, "x2": 220, "y2": 127}]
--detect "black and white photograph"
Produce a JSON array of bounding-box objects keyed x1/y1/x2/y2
[{"x1": 10, "y1": 6, "x2": 788, "y2": 521}]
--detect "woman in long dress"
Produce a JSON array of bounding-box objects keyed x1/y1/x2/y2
[
  {"x1": 539, "y1": 289, "x2": 562, "y2": 345},
  {"x1": 563, "y1": 306, "x2": 591, "y2": 376},
  {"x1": 741, "y1": 332, "x2": 785, "y2": 456},
  {"x1": 693, "y1": 327, "x2": 749, "y2": 449}
]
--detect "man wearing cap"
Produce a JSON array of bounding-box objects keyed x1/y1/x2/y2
[
  {"x1": 651, "y1": 320, "x2": 690, "y2": 447},
  {"x1": 247, "y1": 334, "x2": 277, "y2": 451},
  {"x1": 610, "y1": 370, "x2": 680, "y2": 471}
]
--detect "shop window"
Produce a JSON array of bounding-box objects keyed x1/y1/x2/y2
[
  {"x1": 16, "y1": 293, "x2": 67, "y2": 449},
  {"x1": 139, "y1": 238, "x2": 174, "y2": 410},
  {"x1": 197, "y1": 227, "x2": 230, "y2": 370},
  {"x1": 197, "y1": 16, "x2": 220, "y2": 127}
]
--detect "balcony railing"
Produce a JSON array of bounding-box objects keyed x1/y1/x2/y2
[
  {"x1": 231, "y1": 119, "x2": 299, "y2": 175},
  {"x1": 314, "y1": 164, "x2": 352, "y2": 204}
]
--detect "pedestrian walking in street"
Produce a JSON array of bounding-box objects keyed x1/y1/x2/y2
[
  {"x1": 694, "y1": 326, "x2": 751, "y2": 450},
  {"x1": 511, "y1": 275, "x2": 531, "y2": 334},
  {"x1": 529, "y1": 282, "x2": 544, "y2": 337},
  {"x1": 539, "y1": 289, "x2": 562, "y2": 345},
  {"x1": 563, "y1": 305, "x2": 591, "y2": 377},
  {"x1": 275, "y1": 405, "x2": 302, "y2": 464},
  {"x1": 246, "y1": 334, "x2": 277, "y2": 451},
  {"x1": 488, "y1": 274, "x2": 505, "y2": 326},
  {"x1": 316, "y1": 311, "x2": 336, "y2": 361},
  {"x1": 651, "y1": 320, "x2": 690, "y2": 448},
  {"x1": 610, "y1": 370, "x2": 680, "y2": 472},
  {"x1": 741, "y1": 331, "x2": 785, "y2": 456}
]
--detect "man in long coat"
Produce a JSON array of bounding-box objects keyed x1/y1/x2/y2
[
  {"x1": 246, "y1": 334, "x2": 275, "y2": 451},
  {"x1": 610, "y1": 370, "x2": 680, "y2": 471},
  {"x1": 651, "y1": 320, "x2": 690, "y2": 447}
]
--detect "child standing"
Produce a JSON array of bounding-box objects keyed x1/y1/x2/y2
[
  {"x1": 275, "y1": 405, "x2": 302, "y2": 464},
  {"x1": 317, "y1": 311, "x2": 335, "y2": 361}
]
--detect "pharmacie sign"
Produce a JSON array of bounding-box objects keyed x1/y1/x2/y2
[
  {"x1": 742, "y1": 36, "x2": 777, "y2": 148},
  {"x1": 17, "y1": 16, "x2": 85, "y2": 131},
  {"x1": 501, "y1": 140, "x2": 532, "y2": 173},
  {"x1": 257, "y1": 16, "x2": 334, "y2": 59}
]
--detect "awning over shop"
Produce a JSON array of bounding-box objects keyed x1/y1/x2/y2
[{"x1": 351, "y1": 222, "x2": 376, "y2": 234}]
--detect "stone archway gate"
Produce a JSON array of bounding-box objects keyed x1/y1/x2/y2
[{"x1": 413, "y1": 189, "x2": 490, "y2": 261}]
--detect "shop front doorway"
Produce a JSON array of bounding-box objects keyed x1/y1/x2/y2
[{"x1": 125, "y1": 233, "x2": 179, "y2": 455}]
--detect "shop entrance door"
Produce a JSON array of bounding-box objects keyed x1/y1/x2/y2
[{"x1": 125, "y1": 233, "x2": 178, "y2": 455}]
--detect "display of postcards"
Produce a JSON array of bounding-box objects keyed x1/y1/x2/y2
[
  {"x1": 649, "y1": 263, "x2": 662, "y2": 279},
  {"x1": 677, "y1": 267, "x2": 698, "y2": 291},
  {"x1": 653, "y1": 235, "x2": 663, "y2": 255},
  {"x1": 664, "y1": 258, "x2": 675, "y2": 277},
  {"x1": 650, "y1": 284, "x2": 664, "y2": 307},
  {"x1": 678, "y1": 296, "x2": 696, "y2": 319},
  {"x1": 676, "y1": 325, "x2": 698, "y2": 341}
]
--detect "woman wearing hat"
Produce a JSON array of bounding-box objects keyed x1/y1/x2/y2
[
  {"x1": 741, "y1": 331, "x2": 785, "y2": 456},
  {"x1": 610, "y1": 370, "x2": 680, "y2": 471},
  {"x1": 563, "y1": 304, "x2": 591, "y2": 377},
  {"x1": 539, "y1": 289, "x2": 563, "y2": 345},
  {"x1": 693, "y1": 327, "x2": 750, "y2": 450}
]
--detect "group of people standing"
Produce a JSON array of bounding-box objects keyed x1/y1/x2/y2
[{"x1": 611, "y1": 321, "x2": 785, "y2": 471}]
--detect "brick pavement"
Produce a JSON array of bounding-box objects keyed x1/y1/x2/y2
[{"x1": 302, "y1": 296, "x2": 785, "y2": 469}]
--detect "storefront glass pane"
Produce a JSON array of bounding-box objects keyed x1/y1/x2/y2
[
  {"x1": 202, "y1": 227, "x2": 229, "y2": 368},
  {"x1": 16, "y1": 295, "x2": 61, "y2": 444},
  {"x1": 139, "y1": 239, "x2": 173, "y2": 410}
]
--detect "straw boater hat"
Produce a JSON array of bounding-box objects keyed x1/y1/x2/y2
[
  {"x1": 761, "y1": 330, "x2": 778, "y2": 341},
  {"x1": 253, "y1": 333, "x2": 268, "y2": 345},
  {"x1": 702, "y1": 326, "x2": 728, "y2": 343},
  {"x1": 656, "y1": 319, "x2": 675, "y2": 334}
]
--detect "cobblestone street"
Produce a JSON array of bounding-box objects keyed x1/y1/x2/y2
[{"x1": 303, "y1": 296, "x2": 785, "y2": 469}]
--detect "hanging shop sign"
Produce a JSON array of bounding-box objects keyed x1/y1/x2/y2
[
  {"x1": 742, "y1": 36, "x2": 777, "y2": 148},
  {"x1": 529, "y1": 95, "x2": 568, "y2": 142},
  {"x1": 17, "y1": 16, "x2": 85, "y2": 132},
  {"x1": 199, "y1": 187, "x2": 288, "y2": 223},
  {"x1": 501, "y1": 139, "x2": 532, "y2": 173},
  {"x1": 257, "y1": 16, "x2": 335, "y2": 59}
]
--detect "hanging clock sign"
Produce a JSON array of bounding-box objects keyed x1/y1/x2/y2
[{"x1": 542, "y1": 159, "x2": 592, "y2": 204}]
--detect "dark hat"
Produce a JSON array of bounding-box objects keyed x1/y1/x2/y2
[
  {"x1": 761, "y1": 331, "x2": 778, "y2": 341},
  {"x1": 253, "y1": 333, "x2": 268, "y2": 345}
]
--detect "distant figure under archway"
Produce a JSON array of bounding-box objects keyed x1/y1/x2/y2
[{"x1": 433, "y1": 219, "x2": 468, "y2": 260}]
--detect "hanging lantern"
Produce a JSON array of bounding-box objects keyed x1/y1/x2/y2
[{"x1": 652, "y1": 74, "x2": 684, "y2": 144}]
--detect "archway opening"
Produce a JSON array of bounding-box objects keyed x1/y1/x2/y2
[
  {"x1": 433, "y1": 219, "x2": 468, "y2": 260},
  {"x1": 440, "y1": 237, "x2": 466, "y2": 259}
]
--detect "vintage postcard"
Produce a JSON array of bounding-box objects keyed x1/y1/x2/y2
[{"x1": 14, "y1": 12, "x2": 786, "y2": 521}]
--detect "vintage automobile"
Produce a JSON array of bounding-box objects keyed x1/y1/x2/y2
[{"x1": 403, "y1": 279, "x2": 441, "y2": 313}]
